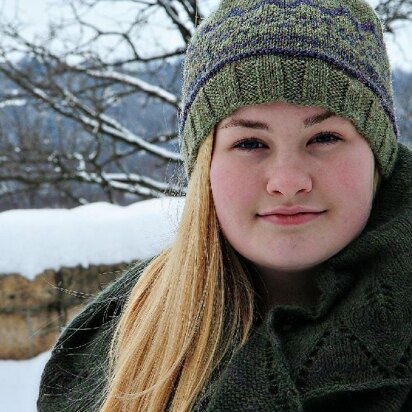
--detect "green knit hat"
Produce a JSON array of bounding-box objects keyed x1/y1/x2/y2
[{"x1": 179, "y1": 0, "x2": 399, "y2": 179}]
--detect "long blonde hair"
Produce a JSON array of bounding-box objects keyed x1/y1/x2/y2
[{"x1": 100, "y1": 131, "x2": 255, "y2": 411}]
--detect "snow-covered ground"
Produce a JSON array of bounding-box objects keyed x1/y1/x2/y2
[
  {"x1": 0, "y1": 197, "x2": 184, "y2": 279},
  {"x1": 1, "y1": 351, "x2": 51, "y2": 412},
  {"x1": 0, "y1": 197, "x2": 184, "y2": 411}
]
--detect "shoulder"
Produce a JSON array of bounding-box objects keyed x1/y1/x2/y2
[{"x1": 37, "y1": 258, "x2": 151, "y2": 412}]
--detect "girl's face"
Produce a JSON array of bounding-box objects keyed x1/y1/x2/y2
[{"x1": 210, "y1": 101, "x2": 375, "y2": 278}]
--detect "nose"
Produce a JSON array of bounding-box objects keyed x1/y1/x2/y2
[{"x1": 266, "y1": 158, "x2": 313, "y2": 197}]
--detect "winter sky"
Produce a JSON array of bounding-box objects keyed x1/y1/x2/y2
[{"x1": 0, "y1": 0, "x2": 411, "y2": 72}]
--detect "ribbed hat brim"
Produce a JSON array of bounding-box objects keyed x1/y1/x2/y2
[{"x1": 181, "y1": 54, "x2": 398, "y2": 178}]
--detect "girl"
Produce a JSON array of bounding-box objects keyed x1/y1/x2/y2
[{"x1": 38, "y1": 0, "x2": 412, "y2": 411}]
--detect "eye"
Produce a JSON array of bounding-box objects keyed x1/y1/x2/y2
[
  {"x1": 309, "y1": 132, "x2": 342, "y2": 145},
  {"x1": 234, "y1": 138, "x2": 267, "y2": 151}
]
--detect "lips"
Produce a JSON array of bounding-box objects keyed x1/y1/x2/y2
[
  {"x1": 258, "y1": 208, "x2": 326, "y2": 226},
  {"x1": 259, "y1": 206, "x2": 326, "y2": 216}
]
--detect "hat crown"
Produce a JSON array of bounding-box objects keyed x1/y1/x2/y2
[{"x1": 180, "y1": 0, "x2": 398, "y2": 178}]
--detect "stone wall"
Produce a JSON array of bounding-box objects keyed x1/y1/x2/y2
[{"x1": 0, "y1": 263, "x2": 131, "y2": 359}]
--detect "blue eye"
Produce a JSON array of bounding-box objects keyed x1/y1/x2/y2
[
  {"x1": 310, "y1": 132, "x2": 341, "y2": 145},
  {"x1": 234, "y1": 138, "x2": 266, "y2": 150}
]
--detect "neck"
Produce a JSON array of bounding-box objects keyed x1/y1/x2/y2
[{"x1": 250, "y1": 264, "x2": 320, "y2": 314}]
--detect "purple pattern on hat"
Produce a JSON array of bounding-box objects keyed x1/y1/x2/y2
[
  {"x1": 180, "y1": 47, "x2": 396, "y2": 138},
  {"x1": 200, "y1": 0, "x2": 385, "y2": 50},
  {"x1": 180, "y1": 0, "x2": 394, "y2": 139}
]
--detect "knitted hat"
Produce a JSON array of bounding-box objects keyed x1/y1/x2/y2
[{"x1": 179, "y1": 0, "x2": 399, "y2": 179}]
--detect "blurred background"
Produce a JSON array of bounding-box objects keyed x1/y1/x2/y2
[{"x1": 0, "y1": 0, "x2": 411, "y2": 410}]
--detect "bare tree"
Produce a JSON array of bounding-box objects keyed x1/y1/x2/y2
[
  {"x1": 375, "y1": 0, "x2": 412, "y2": 33},
  {"x1": 0, "y1": 0, "x2": 208, "y2": 207},
  {"x1": 393, "y1": 69, "x2": 412, "y2": 147},
  {"x1": 0, "y1": 0, "x2": 410, "y2": 209}
]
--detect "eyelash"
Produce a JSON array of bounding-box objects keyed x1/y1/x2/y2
[
  {"x1": 233, "y1": 132, "x2": 342, "y2": 151},
  {"x1": 310, "y1": 132, "x2": 342, "y2": 145},
  {"x1": 234, "y1": 138, "x2": 266, "y2": 151}
]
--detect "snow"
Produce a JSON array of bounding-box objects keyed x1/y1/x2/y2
[
  {"x1": 0, "y1": 197, "x2": 185, "y2": 410},
  {"x1": 76, "y1": 110, "x2": 182, "y2": 161},
  {"x1": 0, "y1": 351, "x2": 51, "y2": 412},
  {"x1": 0, "y1": 197, "x2": 185, "y2": 279},
  {"x1": 85, "y1": 68, "x2": 179, "y2": 104},
  {"x1": 0, "y1": 98, "x2": 27, "y2": 108}
]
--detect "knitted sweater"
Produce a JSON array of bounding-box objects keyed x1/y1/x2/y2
[{"x1": 38, "y1": 144, "x2": 412, "y2": 411}]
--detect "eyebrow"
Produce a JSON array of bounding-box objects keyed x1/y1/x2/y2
[
  {"x1": 303, "y1": 111, "x2": 336, "y2": 128},
  {"x1": 218, "y1": 110, "x2": 336, "y2": 131}
]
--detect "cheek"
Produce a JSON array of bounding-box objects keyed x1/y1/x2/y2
[
  {"x1": 210, "y1": 158, "x2": 259, "y2": 223},
  {"x1": 328, "y1": 148, "x2": 375, "y2": 223},
  {"x1": 335, "y1": 147, "x2": 374, "y2": 192}
]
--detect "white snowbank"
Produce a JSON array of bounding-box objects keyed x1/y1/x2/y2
[
  {"x1": 0, "y1": 351, "x2": 51, "y2": 412},
  {"x1": 0, "y1": 197, "x2": 185, "y2": 411},
  {"x1": 0, "y1": 197, "x2": 185, "y2": 279}
]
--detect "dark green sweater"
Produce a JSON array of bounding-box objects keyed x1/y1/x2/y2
[{"x1": 38, "y1": 144, "x2": 412, "y2": 411}]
